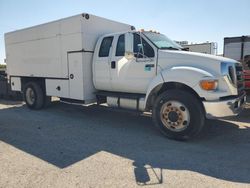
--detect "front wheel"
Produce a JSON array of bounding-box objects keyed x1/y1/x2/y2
[{"x1": 152, "y1": 89, "x2": 205, "y2": 140}]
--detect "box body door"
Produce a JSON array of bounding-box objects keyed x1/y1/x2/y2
[{"x1": 68, "y1": 53, "x2": 84, "y2": 100}]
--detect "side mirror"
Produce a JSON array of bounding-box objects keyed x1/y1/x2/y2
[
  {"x1": 125, "y1": 32, "x2": 134, "y2": 60},
  {"x1": 137, "y1": 44, "x2": 143, "y2": 53},
  {"x1": 125, "y1": 51, "x2": 135, "y2": 60}
]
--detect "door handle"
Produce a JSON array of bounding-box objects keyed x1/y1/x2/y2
[
  {"x1": 144, "y1": 64, "x2": 155, "y2": 71},
  {"x1": 145, "y1": 64, "x2": 155, "y2": 68},
  {"x1": 56, "y1": 86, "x2": 61, "y2": 91},
  {"x1": 111, "y1": 61, "x2": 116, "y2": 69}
]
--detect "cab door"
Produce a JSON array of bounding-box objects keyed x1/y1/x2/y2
[
  {"x1": 110, "y1": 33, "x2": 157, "y2": 94},
  {"x1": 93, "y1": 36, "x2": 114, "y2": 91}
]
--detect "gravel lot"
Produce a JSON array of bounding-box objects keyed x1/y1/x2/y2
[{"x1": 0, "y1": 99, "x2": 250, "y2": 188}]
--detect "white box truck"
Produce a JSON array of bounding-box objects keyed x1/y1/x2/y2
[
  {"x1": 181, "y1": 42, "x2": 217, "y2": 55},
  {"x1": 4, "y1": 13, "x2": 246, "y2": 140}
]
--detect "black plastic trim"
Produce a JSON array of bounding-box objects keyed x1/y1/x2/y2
[
  {"x1": 219, "y1": 92, "x2": 246, "y2": 101},
  {"x1": 10, "y1": 75, "x2": 69, "y2": 80},
  {"x1": 67, "y1": 49, "x2": 94, "y2": 54},
  {"x1": 60, "y1": 98, "x2": 85, "y2": 104},
  {"x1": 96, "y1": 91, "x2": 145, "y2": 99}
]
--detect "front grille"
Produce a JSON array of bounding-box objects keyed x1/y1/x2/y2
[{"x1": 235, "y1": 64, "x2": 245, "y2": 95}]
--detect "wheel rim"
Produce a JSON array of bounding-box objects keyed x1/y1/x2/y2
[
  {"x1": 26, "y1": 88, "x2": 35, "y2": 105},
  {"x1": 160, "y1": 100, "x2": 190, "y2": 132}
]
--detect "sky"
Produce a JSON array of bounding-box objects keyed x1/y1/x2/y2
[{"x1": 0, "y1": 0, "x2": 249, "y2": 64}]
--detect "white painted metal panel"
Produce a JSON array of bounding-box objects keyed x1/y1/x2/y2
[
  {"x1": 45, "y1": 79, "x2": 69, "y2": 98},
  {"x1": 81, "y1": 15, "x2": 132, "y2": 51},
  {"x1": 109, "y1": 34, "x2": 157, "y2": 94},
  {"x1": 68, "y1": 53, "x2": 84, "y2": 100},
  {"x1": 6, "y1": 36, "x2": 61, "y2": 77},
  {"x1": 92, "y1": 55, "x2": 112, "y2": 91},
  {"x1": 5, "y1": 21, "x2": 60, "y2": 45},
  {"x1": 10, "y1": 77, "x2": 21, "y2": 91},
  {"x1": 60, "y1": 33, "x2": 83, "y2": 78},
  {"x1": 92, "y1": 37, "x2": 113, "y2": 91},
  {"x1": 5, "y1": 14, "x2": 132, "y2": 79},
  {"x1": 60, "y1": 15, "x2": 82, "y2": 35},
  {"x1": 5, "y1": 13, "x2": 133, "y2": 101},
  {"x1": 82, "y1": 53, "x2": 96, "y2": 102}
]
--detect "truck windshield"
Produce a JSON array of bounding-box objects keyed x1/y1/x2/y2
[{"x1": 143, "y1": 32, "x2": 182, "y2": 50}]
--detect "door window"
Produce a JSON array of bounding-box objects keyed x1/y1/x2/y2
[
  {"x1": 116, "y1": 34, "x2": 125, "y2": 56},
  {"x1": 99, "y1": 36, "x2": 113, "y2": 57},
  {"x1": 133, "y1": 34, "x2": 154, "y2": 58}
]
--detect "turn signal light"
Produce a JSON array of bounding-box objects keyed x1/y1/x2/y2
[{"x1": 200, "y1": 80, "x2": 218, "y2": 91}]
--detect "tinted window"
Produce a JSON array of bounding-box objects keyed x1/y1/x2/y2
[
  {"x1": 133, "y1": 34, "x2": 154, "y2": 58},
  {"x1": 116, "y1": 35, "x2": 125, "y2": 56},
  {"x1": 99, "y1": 36, "x2": 113, "y2": 57}
]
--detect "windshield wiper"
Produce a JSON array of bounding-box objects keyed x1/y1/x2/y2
[{"x1": 160, "y1": 47, "x2": 180, "y2": 50}]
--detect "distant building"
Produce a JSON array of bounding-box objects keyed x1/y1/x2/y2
[{"x1": 175, "y1": 41, "x2": 218, "y2": 55}]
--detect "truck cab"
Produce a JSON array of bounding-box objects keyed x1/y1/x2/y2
[
  {"x1": 93, "y1": 31, "x2": 157, "y2": 94},
  {"x1": 92, "y1": 30, "x2": 246, "y2": 139}
]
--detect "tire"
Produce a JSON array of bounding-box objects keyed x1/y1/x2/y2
[
  {"x1": 44, "y1": 96, "x2": 52, "y2": 108},
  {"x1": 23, "y1": 82, "x2": 45, "y2": 110},
  {"x1": 152, "y1": 89, "x2": 205, "y2": 140}
]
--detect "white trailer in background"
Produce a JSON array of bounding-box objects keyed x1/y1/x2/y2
[
  {"x1": 4, "y1": 13, "x2": 246, "y2": 140},
  {"x1": 224, "y1": 36, "x2": 250, "y2": 63},
  {"x1": 177, "y1": 42, "x2": 217, "y2": 55},
  {"x1": 224, "y1": 36, "x2": 250, "y2": 90}
]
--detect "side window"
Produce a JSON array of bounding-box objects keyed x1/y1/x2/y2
[
  {"x1": 99, "y1": 36, "x2": 113, "y2": 57},
  {"x1": 115, "y1": 34, "x2": 125, "y2": 56},
  {"x1": 133, "y1": 34, "x2": 154, "y2": 58}
]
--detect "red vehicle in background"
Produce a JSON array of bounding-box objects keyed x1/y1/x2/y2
[
  {"x1": 243, "y1": 70, "x2": 250, "y2": 90},
  {"x1": 243, "y1": 55, "x2": 250, "y2": 91}
]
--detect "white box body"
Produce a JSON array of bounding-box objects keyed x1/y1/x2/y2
[{"x1": 5, "y1": 14, "x2": 132, "y2": 102}]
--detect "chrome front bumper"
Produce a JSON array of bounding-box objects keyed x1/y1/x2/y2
[{"x1": 203, "y1": 93, "x2": 247, "y2": 119}]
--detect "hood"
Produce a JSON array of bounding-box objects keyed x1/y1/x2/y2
[{"x1": 158, "y1": 50, "x2": 238, "y2": 76}]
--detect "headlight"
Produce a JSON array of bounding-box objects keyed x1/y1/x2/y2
[{"x1": 200, "y1": 79, "x2": 218, "y2": 91}]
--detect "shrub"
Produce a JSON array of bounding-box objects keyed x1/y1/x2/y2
[{"x1": 0, "y1": 64, "x2": 6, "y2": 69}]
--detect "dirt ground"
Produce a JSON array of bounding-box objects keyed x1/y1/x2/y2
[{"x1": 0, "y1": 99, "x2": 249, "y2": 188}]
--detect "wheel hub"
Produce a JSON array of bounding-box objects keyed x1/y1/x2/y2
[
  {"x1": 168, "y1": 111, "x2": 179, "y2": 122},
  {"x1": 160, "y1": 101, "x2": 190, "y2": 132},
  {"x1": 26, "y1": 88, "x2": 35, "y2": 105}
]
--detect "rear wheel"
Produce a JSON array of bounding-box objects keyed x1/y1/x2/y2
[
  {"x1": 23, "y1": 82, "x2": 45, "y2": 109},
  {"x1": 44, "y1": 96, "x2": 52, "y2": 108},
  {"x1": 152, "y1": 89, "x2": 205, "y2": 140}
]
